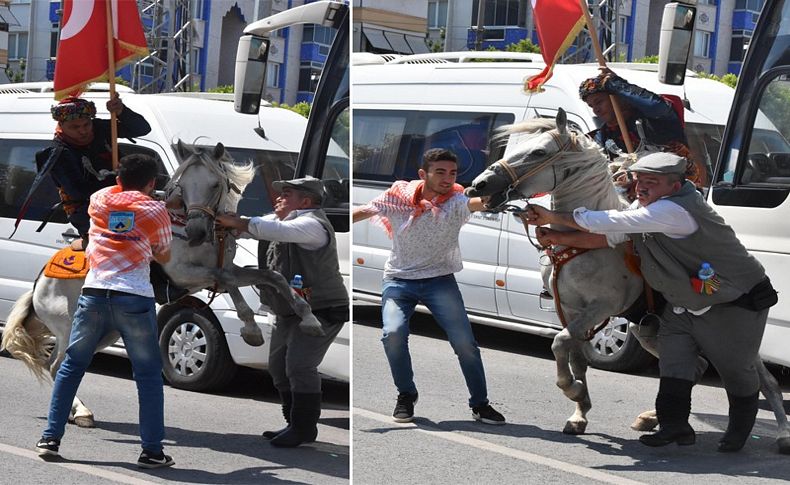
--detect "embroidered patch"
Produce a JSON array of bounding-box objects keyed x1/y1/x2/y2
[{"x1": 109, "y1": 211, "x2": 135, "y2": 233}]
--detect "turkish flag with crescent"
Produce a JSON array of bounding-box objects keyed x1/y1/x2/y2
[
  {"x1": 524, "y1": 0, "x2": 586, "y2": 93},
  {"x1": 53, "y1": 0, "x2": 148, "y2": 100}
]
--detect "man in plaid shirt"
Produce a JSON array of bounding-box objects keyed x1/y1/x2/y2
[{"x1": 35, "y1": 154, "x2": 175, "y2": 469}]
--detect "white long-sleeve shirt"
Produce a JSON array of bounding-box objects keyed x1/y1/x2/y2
[
  {"x1": 573, "y1": 198, "x2": 699, "y2": 247},
  {"x1": 243, "y1": 209, "x2": 328, "y2": 250}
]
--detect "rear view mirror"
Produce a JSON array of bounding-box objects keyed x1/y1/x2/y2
[
  {"x1": 234, "y1": 35, "x2": 270, "y2": 114},
  {"x1": 658, "y1": 2, "x2": 696, "y2": 85}
]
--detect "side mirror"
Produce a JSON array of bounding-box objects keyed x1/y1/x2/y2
[
  {"x1": 234, "y1": 34, "x2": 270, "y2": 114},
  {"x1": 658, "y1": 2, "x2": 696, "y2": 85}
]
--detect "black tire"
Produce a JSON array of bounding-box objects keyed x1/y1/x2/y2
[
  {"x1": 159, "y1": 308, "x2": 237, "y2": 392},
  {"x1": 583, "y1": 316, "x2": 655, "y2": 372}
]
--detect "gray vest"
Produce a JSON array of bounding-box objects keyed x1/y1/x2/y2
[
  {"x1": 259, "y1": 209, "x2": 348, "y2": 316},
  {"x1": 630, "y1": 182, "x2": 765, "y2": 310}
]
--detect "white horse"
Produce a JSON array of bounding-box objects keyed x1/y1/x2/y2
[
  {"x1": 465, "y1": 109, "x2": 790, "y2": 453},
  {"x1": 1, "y1": 141, "x2": 323, "y2": 427}
]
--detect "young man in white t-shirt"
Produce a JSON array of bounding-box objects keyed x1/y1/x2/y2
[{"x1": 353, "y1": 148, "x2": 505, "y2": 425}]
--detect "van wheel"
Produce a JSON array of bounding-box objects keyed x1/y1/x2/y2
[
  {"x1": 583, "y1": 316, "x2": 655, "y2": 372},
  {"x1": 159, "y1": 308, "x2": 237, "y2": 391}
]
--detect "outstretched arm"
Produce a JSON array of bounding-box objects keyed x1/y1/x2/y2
[
  {"x1": 524, "y1": 205, "x2": 588, "y2": 232},
  {"x1": 536, "y1": 227, "x2": 608, "y2": 249},
  {"x1": 353, "y1": 206, "x2": 377, "y2": 223}
]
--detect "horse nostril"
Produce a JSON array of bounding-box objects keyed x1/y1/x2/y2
[{"x1": 476, "y1": 181, "x2": 487, "y2": 190}]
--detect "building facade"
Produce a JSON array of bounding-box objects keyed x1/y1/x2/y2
[
  {"x1": 353, "y1": 0, "x2": 430, "y2": 54},
  {"x1": 1, "y1": 0, "x2": 333, "y2": 104},
  {"x1": 431, "y1": 0, "x2": 764, "y2": 76}
]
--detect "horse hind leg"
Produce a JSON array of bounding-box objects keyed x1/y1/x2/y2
[
  {"x1": 563, "y1": 344, "x2": 592, "y2": 435},
  {"x1": 756, "y1": 358, "x2": 790, "y2": 454}
]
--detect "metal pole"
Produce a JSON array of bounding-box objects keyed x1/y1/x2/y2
[{"x1": 475, "y1": 0, "x2": 485, "y2": 51}]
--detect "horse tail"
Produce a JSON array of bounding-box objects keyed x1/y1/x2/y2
[{"x1": 1, "y1": 289, "x2": 53, "y2": 382}]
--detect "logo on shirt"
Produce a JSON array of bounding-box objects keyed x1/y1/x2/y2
[{"x1": 109, "y1": 211, "x2": 135, "y2": 233}]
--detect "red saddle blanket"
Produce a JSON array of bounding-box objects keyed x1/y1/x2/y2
[{"x1": 43, "y1": 247, "x2": 89, "y2": 279}]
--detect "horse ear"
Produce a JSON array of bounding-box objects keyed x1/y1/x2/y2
[
  {"x1": 213, "y1": 143, "x2": 225, "y2": 161},
  {"x1": 556, "y1": 108, "x2": 568, "y2": 135},
  {"x1": 176, "y1": 140, "x2": 191, "y2": 160}
]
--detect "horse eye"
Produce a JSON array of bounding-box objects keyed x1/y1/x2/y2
[{"x1": 532, "y1": 149, "x2": 546, "y2": 157}]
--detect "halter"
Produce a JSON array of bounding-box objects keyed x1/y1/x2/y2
[
  {"x1": 492, "y1": 130, "x2": 578, "y2": 197},
  {"x1": 165, "y1": 152, "x2": 242, "y2": 225}
]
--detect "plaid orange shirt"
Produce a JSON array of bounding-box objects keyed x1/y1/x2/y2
[{"x1": 86, "y1": 185, "x2": 171, "y2": 279}]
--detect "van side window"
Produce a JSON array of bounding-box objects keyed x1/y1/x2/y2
[
  {"x1": 118, "y1": 144, "x2": 170, "y2": 190},
  {"x1": 353, "y1": 110, "x2": 515, "y2": 185},
  {"x1": 321, "y1": 106, "x2": 350, "y2": 232},
  {"x1": 0, "y1": 139, "x2": 66, "y2": 223},
  {"x1": 224, "y1": 147, "x2": 298, "y2": 217},
  {"x1": 723, "y1": 73, "x2": 790, "y2": 187}
]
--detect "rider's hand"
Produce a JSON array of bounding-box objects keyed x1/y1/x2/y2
[{"x1": 106, "y1": 94, "x2": 124, "y2": 116}]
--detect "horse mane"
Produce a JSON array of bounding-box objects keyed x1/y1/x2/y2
[
  {"x1": 168, "y1": 143, "x2": 256, "y2": 213},
  {"x1": 503, "y1": 118, "x2": 624, "y2": 211}
]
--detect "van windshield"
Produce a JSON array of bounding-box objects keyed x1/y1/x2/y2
[{"x1": 223, "y1": 147, "x2": 298, "y2": 217}]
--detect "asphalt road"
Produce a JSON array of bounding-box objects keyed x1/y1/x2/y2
[
  {"x1": 0, "y1": 350, "x2": 349, "y2": 484},
  {"x1": 352, "y1": 302, "x2": 790, "y2": 484}
]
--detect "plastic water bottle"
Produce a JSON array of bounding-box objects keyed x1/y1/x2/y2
[
  {"x1": 290, "y1": 274, "x2": 304, "y2": 297},
  {"x1": 698, "y1": 262, "x2": 715, "y2": 280}
]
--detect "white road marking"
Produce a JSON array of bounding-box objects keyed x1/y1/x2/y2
[
  {"x1": 354, "y1": 407, "x2": 646, "y2": 485},
  {"x1": 0, "y1": 442, "x2": 160, "y2": 485}
]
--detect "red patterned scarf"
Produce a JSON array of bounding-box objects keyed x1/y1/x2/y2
[{"x1": 362, "y1": 180, "x2": 464, "y2": 238}]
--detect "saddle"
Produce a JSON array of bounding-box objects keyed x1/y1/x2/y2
[{"x1": 43, "y1": 247, "x2": 89, "y2": 279}]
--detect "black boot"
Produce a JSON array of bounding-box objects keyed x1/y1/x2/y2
[
  {"x1": 270, "y1": 393, "x2": 321, "y2": 448},
  {"x1": 150, "y1": 262, "x2": 190, "y2": 305},
  {"x1": 718, "y1": 391, "x2": 759, "y2": 452},
  {"x1": 640, "y1": 377, "x2": 696, "y2": 447},
  {"x1": 263, "y1": 391, "x2": 292, "y2": 440}
]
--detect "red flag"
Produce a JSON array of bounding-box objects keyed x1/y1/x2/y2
[
  {"x1": 525, "y1": 0, "x2": 586, "y2": 93},
  {"x1": 54, "y1": 0, "x2": 148, "y2": 100}
]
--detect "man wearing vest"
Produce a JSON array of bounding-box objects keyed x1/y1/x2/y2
[
  {"x1": 523, "y1": 152, "x2": 777, "y2": 452},
  {"x1": 216, "y1": 176, "x2": 348, "y2": 448}
]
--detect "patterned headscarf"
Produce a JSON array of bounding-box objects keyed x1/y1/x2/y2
[
  {"x1": 51, "y1": 97, "x2": 97, "y2": 122},
  {"x1": 579, "y1": 74, "x2": 609, "y2": 100}
]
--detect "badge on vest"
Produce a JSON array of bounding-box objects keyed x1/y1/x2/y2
[{"x1": 109, "y1": 211, "x2": 135, "y2": 233}]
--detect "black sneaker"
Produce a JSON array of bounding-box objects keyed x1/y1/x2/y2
[
  {"x1": 35, "y1": 437, "x2": 60, "y2": 456},
  {"x1": 137, "y1": 449, "x2": 175, "y2": 469},
  {"x1": 472, "y1": 404, "x2": 506, "y2": 425},
  {"x1": 393, "y1": 391, "x2": 418, "y2": 423}
]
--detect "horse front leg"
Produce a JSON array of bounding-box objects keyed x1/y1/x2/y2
[
  {"x1": 551, "y1": 329, "x2": 584, "y2": 401},
  {"x1": 224, "y1": 286, "x2": 265, "y2": 347},
  {"x1": 756, "y1": 358, "x2": 790, "y2": 454},
  {"x1": 563, "y1": 343, "x2": 591, "y2": 435},
  {"x1": 216, "y1": 266, "x2": 324, "y2": 338}
]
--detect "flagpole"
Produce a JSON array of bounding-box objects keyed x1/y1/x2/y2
[
  {"x1": 578, "y1": 0, "x2": 634, "y2": 154},
  {"x1": 105, "y1": 0, "x2": 119, "y2": 170}
]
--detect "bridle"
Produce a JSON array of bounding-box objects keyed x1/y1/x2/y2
[
  {"x1": 166, "y1": 154, "x2": 242, "y2": 227},
  {"x1": 486, "y1": 130, "x2": 578, "y2": 211}
]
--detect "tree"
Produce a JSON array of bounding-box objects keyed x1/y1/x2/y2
[
  {"x1": 4, "y1": 58, "x2": 26, "y2": 83},
  {"x1": 487, "y1": 38, "x2": 541, "y2": 54},
  {"x1": 208, "y1": 84, "x2": 234, "y2": 94},
  {"x1": 273, "y1": 101, "x2": 311, "y2": 118},
  {"x1": 426, "y1": 28, "x2": 445, "y2": 53}
]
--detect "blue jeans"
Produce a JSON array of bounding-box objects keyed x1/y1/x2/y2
[
  {"x1": 381, "y1": 274, "x2": 489, "y2": 407},
  {"x1": 43, "y1": 293, "x2": 165, "y2": 453}
]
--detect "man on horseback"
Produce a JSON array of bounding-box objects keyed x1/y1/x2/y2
[
  {"x1": 351, "y1": 148, "x2": 506, "y2": 426},
  {"x1": 216, "y1": 176, "x2": 348, "y2": 448},
  {"x1": 524, "y1": 151, "x2": 778, "y2": 452},
  {"x1": 579, "y1": 68, "x2": 708, "y2": 190},
  {"x1": 37, "y1": 95, "x2": 186, "y2": 304},
  {"x1": 35, "y1": 154, "x2": 175, "y2": 468}
]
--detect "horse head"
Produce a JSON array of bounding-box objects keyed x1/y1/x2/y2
[
  {"x1": 169, "y1": 140, "x2": 252, "y2": 246},
  {"x1": 466, "y1": 109, "x2": 618, "y2": 211}
]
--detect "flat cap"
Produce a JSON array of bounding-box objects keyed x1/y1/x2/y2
[
  {"x1": 273, "y1": 176, "x2": 324, "y2": 199},
  {"x1": 628, "y1": 152, "x2": 687, "y2": 175}
]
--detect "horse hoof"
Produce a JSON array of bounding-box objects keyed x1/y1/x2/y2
[
  {"x1": 240, "y1": 327, "x2": 265, "y2": 347},
  {"x1": 563, "y1": 420, "x2": 587, "y2": 435},
  {"x1": 631, "y1": 410, "x2": 658, "y2": 431},
  {"x1": 562, "y1": 381, "x2": 586, "y2": 402},
  {"x1": 777, "y1": 437, "x2": 790, "y2": 455},
  {"x1": 72, "y1": 415, "x2": 95, "y2": 428}
]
